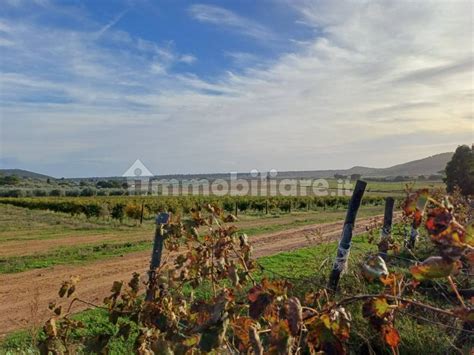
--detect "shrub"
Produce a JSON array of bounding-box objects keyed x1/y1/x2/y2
[
  {"x1": 49, "y1": 189, "x2": 64, "y2": 197},
  {"x1": 111, "y1": 203, "x2": 125, "y2": 222},
  {"x1": 65, "y1": 190, "x2": 80, "y2": 197},
  {"x1": 124, "y1": 203, "x2": 143, "y2": 222},
  {"x1": 80, "y1": 188, "x2": 96, "y2": 197},
  {"x1": 32, "y1": 189, "x2": 48, "y2": 197}
]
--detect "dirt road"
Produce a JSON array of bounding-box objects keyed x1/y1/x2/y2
[{"x1": 0, "y1": 214, "x2": 383, "y2": 337}]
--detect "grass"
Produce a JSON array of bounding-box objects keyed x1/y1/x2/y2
[
  {"x1": 0, "y1": 240, "x2": 152, "y2": 273},
  {"x1": 1, "y1": 231, "x2": 466, "y2": 354},
  {"x1": 0, "y1": 205, "x2": 384, "y2": 274},
  {"x1": 239, "y1": 206, "x2": 383, "y2": 236},
  {"x1": 0, "y1": 204, "x2": 146, "y2": 242}
]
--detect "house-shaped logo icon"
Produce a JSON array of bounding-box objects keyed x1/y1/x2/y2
[{"x1": 122, "y1": 159, "x2": 154, "y2": 178}]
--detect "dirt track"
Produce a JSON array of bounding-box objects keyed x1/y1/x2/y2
[{"x1": 0, "y1": 214, "x2": 383, "y2": 337}]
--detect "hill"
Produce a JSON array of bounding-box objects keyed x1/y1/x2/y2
[
  {"x1": 1, "y1": 152, "x2": 453, "y2": 182},
  {"x1": 264, "y1": 152, "x2": 453, "y2": 179},
  {"x1": 0, "y1": 169, "x2": 54, "y2": 180},
  {"x1": 368, "y1": 152, "x2": 453, "y2": 177}
]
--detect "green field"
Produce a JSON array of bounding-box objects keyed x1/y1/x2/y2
[{"x1": 0, "y1": 203, "x2": 385, "y2": 274}]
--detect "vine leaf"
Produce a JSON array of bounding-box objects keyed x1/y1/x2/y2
[
  {"x1": 410, "y1": 256, "x2": 461, "y2": 280},
  {"x1": 383, "y1": 325, "x2": 400, "y2": 347},
  {"x1": 231, "y1": 317, "x2": 254, "y2": 348},
  {"x1": 403, "y1": 189, "x2": 429, "y2": 227},
  {"x1": 286, "y1": 297, "x2": 303, "y2": 336}
]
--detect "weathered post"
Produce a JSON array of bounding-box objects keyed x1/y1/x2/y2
[
  {"x1": 265, "y1": 200, "x2": 269, "y2": 215},
  {"x1": 405, "y1": 192, "x2": 429, "y2": 250},
  {"x1": 406, "y1": 223, "x2": 418, "y2": 250},
  {"x1": 378, "y1": 197, "x2": 394, "y2": 260},
  {"x1": 328, "y1": 180, "x2": 367, "y2": 292},
  {"x1": 146, "y1": 212, "x2": 171, "y2": 302},
  {"x1": 235, "y1": 202, "x2": 238, "y2": 217},
  {"x1": 139, "y1": 203, "x2": 144, "y2": 225}
]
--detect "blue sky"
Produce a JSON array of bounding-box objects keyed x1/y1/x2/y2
[{"x1": 0, "y1": 0, "x2": 472, "y2": 177}]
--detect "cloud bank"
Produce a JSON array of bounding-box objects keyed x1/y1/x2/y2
[{"x1": 0, "y1": 1, "x2": 472, "y2": 177}]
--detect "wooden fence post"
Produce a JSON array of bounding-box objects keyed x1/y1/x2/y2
[
  {"x1": 146, "y1": 212, "x2": 170, "y2": 302},
  {"x1": 139, "y1": 203, "x2": 144, "y2": 225},
  {"x1": 406, "y1": 223, "x2": 418, "y2": 250},
  {"x1": 378, "y1": 197, "x2": 394, "y2": 260},
  {"x1": 265, "y1": 200, "x2": 269, "y2": 215},
  {"x1": 327, "y1": 180, "x2": 367, "y2": 292},
  {"x1": 235, "y1": 202, "x2": 238, "y2": 217}
]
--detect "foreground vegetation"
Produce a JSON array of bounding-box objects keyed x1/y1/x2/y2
[
  {"x1": 1, "y1": 228, "x2": 470, "y2": 354},
  {"x1": 2, "y1": 189, "x2": 471, "y2": 354}
]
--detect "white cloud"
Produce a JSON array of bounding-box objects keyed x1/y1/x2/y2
[
  {"x1": 179, "y1": 54, "x2": 197, "y2": 64},
  {"x1": 188, "y1": 4, "x2": 275, "y2": 40},
  {"x1": 0, "y1": 1, "x2": 472, "y2": 176}
]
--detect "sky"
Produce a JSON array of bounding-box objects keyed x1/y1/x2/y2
[{"x1": 0, "y1": 0, "x2": 472, "y2": 178}]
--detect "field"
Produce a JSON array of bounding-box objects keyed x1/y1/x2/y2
[
  {"x1": 0, "y1": 179, "x2": 471, "y2": 354},
  {"x1": 0, "y1": 200, "x2": 385, "y2": 333}
]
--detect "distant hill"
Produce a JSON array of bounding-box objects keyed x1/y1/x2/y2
[
  {"x1": 1, "y1": 152, "x2": 453, "y2": 182},
  {"x1": 274, "y1": 152, "x2": 453, "y2": 179},
  {"x1": 366, "y1": 152, "x2": 453, "y2": 177},
  {"x1": 0, "y1": 169, "x2": 54, "y2": 180}
]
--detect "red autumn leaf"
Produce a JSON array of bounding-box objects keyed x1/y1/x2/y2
[
  {"x1": 425, "y1": 208, "x2": 452, "y2": 236},
  {"x1": 383, "y1": 325, "x2": 400, "y2": 347},
  {"x1": 232, "y1": 317, "x2": 254, "y2": 347}
]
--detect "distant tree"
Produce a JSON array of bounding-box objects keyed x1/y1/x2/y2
[
  {"x1": 49, "y1": 189, "x2": 64, "y2": 197},
  {"x1": 46, "y1": 178, "x2": 51, "y2": 184},
  {"x1": 96, "y1": 180, "x2": 111, "y2": 189},
  {"x1": 79, "y1": 181, "x2": 88, "y2": 187},
  {"x1": 334, "y1": 174, "x2": 347, "y2": 179},
  {"x1": 444, "y1": 144, "x2": 474, "y2": 196},
  {"x1": 350, "y1": 173, "x2": 361, "y2": 181},
  {"x1": 417, "y1": 175, "x2": 426, "y2": 181},
  {"x1": 109, "y1": 189, "x2": 125, "y2": 196},
  {"x1": 393, "y1": 176, "x2": 412, "y2": 182},
  {"x1": 0, "y1": 175, "x2": 20, "y2": 186},
  {"x1": 80, "y1": 187, "x2": 96, "y2": 196},
  {"x1": 65, "y1": 189, "x2": 81, "y2": 197},
  {"x1": 32, "y1": 189, "x2": 47, "y2": 197},
  {"x1": 96, "y1": 180, "x2": 121, "y2": 189}
]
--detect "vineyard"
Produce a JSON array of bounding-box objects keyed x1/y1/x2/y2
[
  {"x1": 1, "y1": 0, "x2": 471, "y2": 352},
  {"x1": 0, "y1": 195, "x2": 387, "y2": 220},
  {"x1": 0, "y1": 183, "x2": 472, "y2": 354}
]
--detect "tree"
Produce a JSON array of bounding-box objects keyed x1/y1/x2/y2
[
  {"x1": 80, "y1": 187, "x2": 96, "y2": 196},
  {"x1": 350, "y1": 173, "x2": 361, "y2": 181},
  {"x1": 0, "y1": 174, "x2": 20, "y2": 186},
  {"x1": 444, "y1": 144, "x2": 474, "y2": 196}
]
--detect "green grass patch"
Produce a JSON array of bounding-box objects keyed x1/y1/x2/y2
[{"x1": 0, "y1": 240, "x2": 152, "y2": 274}]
